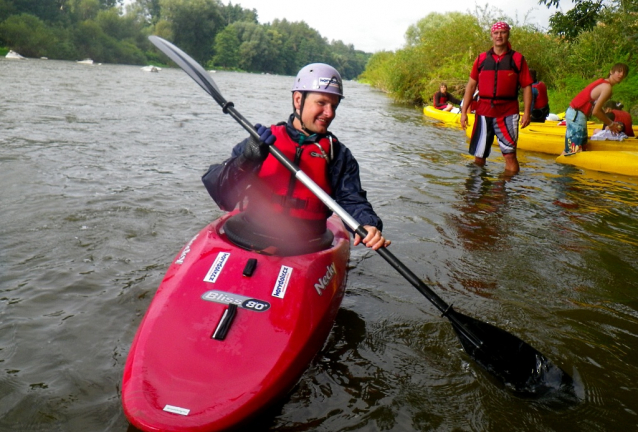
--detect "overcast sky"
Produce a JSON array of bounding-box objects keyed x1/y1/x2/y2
[
  {"x1": 228, "y1": 0, "x2": 572, "y2": 52},
  {"x1": 122, "y1": 0, "x2": 572, "y2": 53}
]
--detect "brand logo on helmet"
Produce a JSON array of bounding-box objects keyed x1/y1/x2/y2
[{"x1": 318, "y1": 77, "x2": 342, "y2": 92}]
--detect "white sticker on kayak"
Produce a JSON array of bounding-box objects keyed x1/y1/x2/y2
[
  {"x1": 204, "y1": 252, "x2": 230, "y2": 283},
  {"x1": 163, "y1": 404, "x2": 190, "y2": 416},
  {"x1": 272, "y1": 266, "x2": 293, "y2": 299}
]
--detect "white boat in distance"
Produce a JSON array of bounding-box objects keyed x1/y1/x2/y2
[
  {"x1": 141, "y1": 65, "x2": 161, "y2": 72},
  {"x1": 6, "y1": 50, "x2": 26, "y2": 59},
  {"x1": 77, "y1": 59, "x2": 94, "y2": 65}
]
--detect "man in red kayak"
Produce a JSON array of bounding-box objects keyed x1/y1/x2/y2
[
  {"x1": 202, "y1": 63, "x2": 390, "y2": 252},
  {"x1": 460, "y1": 21, "x2": 533, "y2": 174},
  {"x1": 562, "y1": 63, "x2": 628, "y2": 155}
]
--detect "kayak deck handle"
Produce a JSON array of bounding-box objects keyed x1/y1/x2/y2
[
  {"x1": 243, "y1": 258, "x2": 257, "y2": 277},
  {"x1": 212, "y1": 304, "x2": 238, "y2": 341}
]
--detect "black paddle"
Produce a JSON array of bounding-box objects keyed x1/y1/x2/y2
[{"x1": 148, "y1": 35, "x2": 574, "y2": 397}]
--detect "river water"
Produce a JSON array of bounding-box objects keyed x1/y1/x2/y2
[{"x1": 2, "y1": 57, "x2": 637, "y2": 431}]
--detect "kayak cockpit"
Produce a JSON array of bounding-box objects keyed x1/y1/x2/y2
[{"x1": 223, "y1": 212, "x2": 334, "y2": 256}]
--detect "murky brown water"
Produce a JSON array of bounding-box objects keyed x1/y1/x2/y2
[{"x1": 2, "y1": 57, "x2": 638, "y2": 431}]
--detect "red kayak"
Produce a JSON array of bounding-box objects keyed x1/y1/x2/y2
[{"x1": 122, "y1": 211, "x2": 350, "y2": 431}]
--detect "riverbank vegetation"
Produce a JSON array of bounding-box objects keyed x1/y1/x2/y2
[
  {"x1": 360, "y1": 4, "x2": 637, "y2": 119},
  {"x1": 0, "y1": 0, "x2": 370, "y2": 79}
]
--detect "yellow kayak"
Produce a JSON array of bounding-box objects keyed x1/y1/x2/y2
[
  {"x1": 423, "y1": 105, "x2": 467, "y2": 126},
  {"x1": 427, "y1": 107, "x2": 638, "y2": 136},
  {"x1": 556, "y1": 151, "x2": 638, "y2": 177},
  {"x1": 465, "y1": 124, "x2": 637, "y2": 155},
  {"x1": 526, "y1": 123, "x2": 638, "y2": 137}
]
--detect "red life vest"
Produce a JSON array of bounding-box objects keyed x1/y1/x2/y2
[
  {"x1": 612, "y1": 109, "x2": 635, "y2": 137},
  {"x1": 255, "y1": 124, "x2": 332, "y2": 221},
  {"x1": 477, "y1": 48, "x2": 522, "y2": 103},
  {"x1": 570, "y1": 78, "x2": 607, "y2": 117},
  {"x1": 433, "y1": 91, "x2": 449, "y2": 110},
  {"x1": 532, "y1": 81, "x2": 548, "y2": 109}
]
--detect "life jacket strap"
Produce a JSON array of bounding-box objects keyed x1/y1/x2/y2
[{"x1": 271, "y1": 193, "x2": 327, "y2": 213}]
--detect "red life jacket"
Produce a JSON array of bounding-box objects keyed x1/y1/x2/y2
[
  {"x1": 477, "y1": 48, "x2": 522, "y2": 104},
  {"x1": 433, "y1": 91, "x2": 449, "y2": 109},
  {"x1": 532, "y1": 81, "x2": 548, "y2": 109},
  {"x1": 612, "y1": 109, "x2": 635, "y2": 137},
  {"x1": 255, "y1": 124, "x2": 332, "y2": 221},
  {"x1": 570, "y1": 78, "x2": 607, "y2": 117}
]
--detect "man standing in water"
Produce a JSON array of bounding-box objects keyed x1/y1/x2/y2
[
  {"x1": 460, "y1": 21, "x2": 533, "y2": 174},
  {"x1": 562, "y1": 63, "x2": 628, "y2": 155}
]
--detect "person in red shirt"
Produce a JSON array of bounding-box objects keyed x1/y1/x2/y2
[
  {"x1": 433, "y1": 83, "x2": 461, "y2": 111},
  {"x1": 460, "y1": 21, "x2": 533, "y2": 174},
  {"x1": 563, "y1": 63, "x2": 628, "y2": 155},
  {"x1": 603, "y1": 100, "x2": 634, "y2": 137},
  {"x1": 530, "y1": 69, "x2": 550, "y2": 123}
]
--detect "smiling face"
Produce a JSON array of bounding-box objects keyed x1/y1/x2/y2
[
  {"x1": 293, "y1": 91, "x2": 340, "y2": 135},
  {"x1": 440, "y1": 85, "x2": 447, "y2": 93}
]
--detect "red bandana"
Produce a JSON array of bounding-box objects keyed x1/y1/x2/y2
[{"x1": 491, "y1": 21, "x2": 511, "y2": 33}]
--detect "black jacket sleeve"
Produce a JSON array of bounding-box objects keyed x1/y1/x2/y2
[
  {"x1": 201, "y1": 138, "x2": 260, "y2": 211},
  {"x1": 448, "y1": 94, "x2": 462, "y2": 105}
]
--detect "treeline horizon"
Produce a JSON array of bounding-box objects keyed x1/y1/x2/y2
[
  {"x1": 0, "y1": 0, "x2": 370, "y2": 80},
  {"x1": 360, "y1": 5, "x2": 637, "y2": 120}
]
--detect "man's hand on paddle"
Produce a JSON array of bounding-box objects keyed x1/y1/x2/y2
[{"x1": 354, "y1": 226, "x2": 391, "y2": 250}]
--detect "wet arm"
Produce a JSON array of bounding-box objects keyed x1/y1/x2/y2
[{"x1": 460, "y1": 78, "x2": 478, "y2": 129}]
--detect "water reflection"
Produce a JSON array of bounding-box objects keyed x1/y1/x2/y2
[{"x1": 448, "y1": 166, "x2": 511, "y2": 252}]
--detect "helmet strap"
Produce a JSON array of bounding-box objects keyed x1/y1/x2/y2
[{"x1": 292, "y1": 92, "x2": 312, "y2": 134}]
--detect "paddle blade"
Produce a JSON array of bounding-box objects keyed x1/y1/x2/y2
[
  {"x1": 448, "y1": 310, "x2": 573, "y2": 397},
  {"x1": 148, "y1": 36, "x2": 224, "y2": 105}
]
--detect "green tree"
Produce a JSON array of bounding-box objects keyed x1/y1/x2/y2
[
  {"x1": 395, "y1": 12, "x2": 487, "y2": 103},
  {"x1": 220, "y1": 2, "x2": 257, "y2": 25},
  {"x1": 539, "y1": 0, "x2": 637, "y2": 40},
  {"x1": 97, "y1": 7, "x2": 140, "y2": 41},
  {"x1": 359, "y1": 51, "x2": 395, "y2": 92},
  {"x1": 130, "y1": 0, "x2": 162, "y2": 25},
  {"x1": 546, "y1": 0, "x2": 604, "y2": 40},
  {"x1": 233, "y1": 21, "x2": 272, "y2": 72},
  {"x1": 271, "y1": 19, "x2": 331, "y2": 75},
  {"x1": 211, "y1": 24, "x2": 240, "y2": 68},
  {"x1": 261, "y1": 27, "x2": 284, "y2": 74},
  {"x1": 67, "y1": 0, "x2": 101, "y2": 21},
  {"x1": 327, "y1": 40, "x2": 370, "y2": 80},
  {"x1": 159, "y1": 0, "x2": 224, "y2": 63},
  {"x1": 0, "y1": 0, "x2": 17, "y2": 22},
  {"x1": 0, "y1": 13, "x2": 55, "y2": 57},
  {"x1": 3, "y1": 0, "x2": 66, "y2": 23}
]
